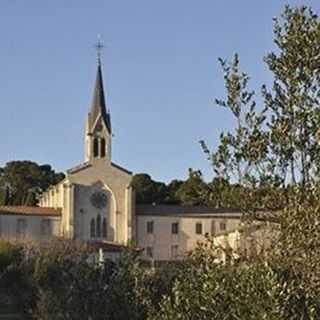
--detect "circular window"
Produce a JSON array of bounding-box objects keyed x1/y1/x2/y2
[{"x1": 90, "y1": 191, "x2": 108, "y2": 209}]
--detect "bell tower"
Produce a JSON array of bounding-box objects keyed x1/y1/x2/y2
[{"x1": 85, "y1": 39, "x2": 112, "y2": 163}]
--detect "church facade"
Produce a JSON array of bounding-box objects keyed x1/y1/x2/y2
[
  {"x1": 0, "y1": 59, "x2": 272, "y2": 262},
  {"x1": 39, "y1": 62, "x2": 134, "y2": 246},
  {"x1": 38, "y1": 61, "x2": 134, "y2": 251}
]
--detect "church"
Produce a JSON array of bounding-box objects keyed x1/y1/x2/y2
[{"x1": 0, "y1": 53, "x2": 272, "y2": 262}]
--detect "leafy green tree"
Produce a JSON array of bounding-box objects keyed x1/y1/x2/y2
[
  {"x1": 201, "y1": 53, "x2": 269, "y2": 185},
  {"x1": 153, "y1": 240, "x2": 279, "y2": 320},
  {"x1": 272, "y1": 186, "x2": 320, "y2": 312},
  {"x1": 193, "y1": 5, "x2": 320, "y2": 319},
  {"x1": 206, "y1": 177, "x2": 238, "y2": 208},
  {"x1": 202, "y1": 7, "x2": 320, "y2": 190},
  {"x1": 131, "y1": 174, "x2": 171, "y2": 205},
  {"x1": 166, "y1": 179, "x2": 183, "y2": 204},
  {"x1": 0, "y1": 161, "x2": 64, "y2": 206},
  {"x1": 0, "y1": 185, "x2": 10, "y2": 206},
  {"x1": 263, "y1": 6, "x2": 320, "y2": 185},
  {"x1": 133, "y1": 173, "x2": 207, "y2": 205},
  {"x1": 175, "y1": 169, "x2": 209, "y2": 206}
]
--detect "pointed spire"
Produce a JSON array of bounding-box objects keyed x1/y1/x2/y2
[{"x1": 90, "y1": 39, "x2": 111, "y2": 134}]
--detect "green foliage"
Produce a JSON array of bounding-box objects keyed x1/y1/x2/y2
[
  {"x1": 154, "y1": 263, "x2": 278, "y2": 320},
  {"x1": 175, "y1": 169, "x2": 208, "y2": 206},
  {"x1": 0, "y1": 241, "x2": 35, "y2": 318},
  {"x1": 131, "y1": 174, "x2": 174, "y2": 205},
  {"x1": 0, "y1": 161, "x2": 65, "y2": 206},
  {"x1": 0, "y1": 241, "x2": 23, "y2": 272},
  {"x1": 263, "y1": 6, "x2": 320, "y2": 185},
  {"x1": 153, "y1": 219, "x2": 320, "y2": 320},
  {"x1": 202, "y1": 6, "x2": 320, "y2": 188},
  {"x1": 132, "y1": 170, "x2": 240, "y2": 207},
  {"x1": 104, "y1": 249, "x2": 148, "y2": 320},
  {"x1": 132, "y1": 172, "x2": 205, "y2": 206},
  {"x1": 190, "y1": 5, "x2": 320, "y2": 319},
  {"x1": 201, "y1": 53, "x2": 268, "y2": 184}
]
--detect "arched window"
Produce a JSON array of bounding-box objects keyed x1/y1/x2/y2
[
  {"x1": 93, "y1": 138, "x2": 99, "y2": 158},
  {"x1": 96, "y1": 214, "x2": 101, "y2": 238},
  {"x1": 102, "y1": 218, "x2": 107, "y2": 238},
  {"x1": 90, "y1": 218, "x2": 95, "y2": 238},
  {"x1": 101, "y1": 138, "x2": 106, "y2": 158}
]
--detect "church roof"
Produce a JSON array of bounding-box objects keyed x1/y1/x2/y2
[
  {"x1": 66, "y1": 161, "x2": 131, "y2": 175},
  {"x1": 111, "y1": 162, "x2": 132, "y2": 175},
  {"x1": 67, "y1": 162, "x2": 92, "y2": 174},
  {"x1": 90, "y1": 63, "x2": 111, "y2": 133},
  {"x1": 0, "y1": 206, "x2": 62, "y2": 217},
  {"x1": 136, "y1": 204, "x2": 242, "y2": 218}
]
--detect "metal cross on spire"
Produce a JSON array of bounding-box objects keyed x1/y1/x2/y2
[{"x1": 94, "y1": 34, "x2": 104, "y2": 65}]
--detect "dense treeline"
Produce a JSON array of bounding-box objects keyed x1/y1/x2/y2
[
  {"x1": 132, "y1": 171, "x2": 279, "y2": 209},
  {"x1": 132, "y1": 170, "x2": 211, "y2": 206}
]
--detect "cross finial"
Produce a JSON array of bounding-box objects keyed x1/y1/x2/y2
[{"x1": 94, "y1": 34, "x2": 104, "y2": 65}]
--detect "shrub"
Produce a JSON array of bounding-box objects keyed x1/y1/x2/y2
[{"x1": 0, "y1": 241, "x2": 23, "y2": 272}]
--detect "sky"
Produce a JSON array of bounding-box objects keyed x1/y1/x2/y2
[{"x1": 0, "y1": 0, "x2": 319, "y2": 183}]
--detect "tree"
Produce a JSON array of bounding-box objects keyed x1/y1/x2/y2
[
  {"x1": 131, "y1": 174, "x2": 169, "y2": 205},
  {"x1": 0, "y1": 185, "x2": 10, "y2": 206},
  {"x1": 166, "y1": 179, "x2": 184, "y2": 204},
  {"x1": 263, "y1": 6, "x2": 320, "y2": 185},
  {"x1": 175, "y1": 169, "x2": 209, "y2": 206},
  {"x1": 194, "y1": 5, "x2": 320, "y2": 318},
  {"x1": 0, "y1": 161, "x2": 65, "y2": 206},
  {"x1": 202, "y1": 6, "x2": 320, "y2": 189}
]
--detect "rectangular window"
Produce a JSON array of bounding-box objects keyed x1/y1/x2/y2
[
  {"x1": 211, "y1": 220, "x2": 216, "y2": 236},
  {"x1": 171, "y1": 245, "x2": 179, "y2": 259},
  {"x1": 17, "y1": 218, "x2": 27, "y2": 238},
  {"x1": 171, "y1": 222, "x2": 179, "y2": 235},
  {"x1": 195, "y1": 222, "x2": 202, "y2": 235},
  {"x1": 146, "y1": 246, "x2": 153, "y2": 258},
  {"x1": 220, "y1": 221, "x2": 227, "y2": 231},
  {"x1": 146, "y1": 221, "x2": 154, "y2": 234},
  {"x1": 41, "y1": 219, "x2": 52, "y2": 236}
]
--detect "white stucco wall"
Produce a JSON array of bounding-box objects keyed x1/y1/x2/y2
[
  {"x1": 0, "y1": 214, "x2": 61, "y2": 241},
  {"x1": 137, "y1": 215, "x2": 241, "y2": 261}
]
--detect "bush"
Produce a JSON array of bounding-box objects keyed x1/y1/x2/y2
[{"x1": 0, "y1": 241, "x2": 23, "y2": 272}]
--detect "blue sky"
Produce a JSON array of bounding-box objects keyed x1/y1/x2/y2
[{"x1": 0, "y1": 0, "x2": 319, "y2": 183}]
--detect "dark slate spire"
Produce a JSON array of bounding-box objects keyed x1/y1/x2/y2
[{"x1": 90, "y1": 62, "x2": 111, "y2": 133}]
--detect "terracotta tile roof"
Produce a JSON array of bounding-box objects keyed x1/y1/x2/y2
[
  {"x1": 0, "y1": 206, "x2": 62, "y2": 217},
  {"x1": 136, "y1": 204, "x2": 242, "y2": 218}
]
